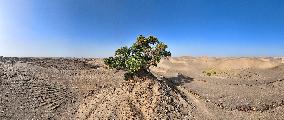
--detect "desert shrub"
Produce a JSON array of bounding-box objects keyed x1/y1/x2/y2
[
  {"x1": 104, "y1": 35, "x2": 171, "y2": 80},
  {"x1": 202, "y1": 69, "x2": 217, "y2": 76}
]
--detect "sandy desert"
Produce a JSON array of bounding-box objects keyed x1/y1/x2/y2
[{"x1": 1, "y1": 56, "x2": 284, "y2": 120}]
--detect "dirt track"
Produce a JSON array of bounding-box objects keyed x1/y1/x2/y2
[{"x1": 1, "y1": 57, "x2": 284, "y2": 119}]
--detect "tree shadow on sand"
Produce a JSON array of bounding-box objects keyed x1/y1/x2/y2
[
  {"x1": 157, "y1": 73, "x2": 194, "y2": 101},
  {"x1": 163, "y1": 73, "x2": 194, "y2": 86}
]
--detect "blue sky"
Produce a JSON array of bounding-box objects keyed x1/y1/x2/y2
[{"x1": 0, "y1": 0, "x2": 284, "y2": 57}]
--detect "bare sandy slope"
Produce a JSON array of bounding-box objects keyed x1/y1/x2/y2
[
  {"x1": 152, "y1": 57, "x2": 284, "y2": 119},
  {"x1": 1, "y1": 57, "x2": 284, "y2": 119}
]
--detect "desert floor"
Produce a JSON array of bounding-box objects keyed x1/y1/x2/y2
[{"x1": 0, "y1": 57, "x2": 284, "y2": 120}]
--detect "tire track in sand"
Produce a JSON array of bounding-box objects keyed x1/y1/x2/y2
[{"x1": 177, "y1": 86, "x2": 217, "y2": 119}]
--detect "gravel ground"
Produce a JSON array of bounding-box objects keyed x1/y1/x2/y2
[
  {"x1": 1, "y1": 57, "x2": 284, "y2": 120},
  {"x1": 152, "y1": 57, "x2": 284, "y2": 119}
]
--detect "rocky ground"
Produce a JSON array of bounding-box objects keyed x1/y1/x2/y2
[{"x1": 0, "y1": 56, "x2": 284, "y2": 119}]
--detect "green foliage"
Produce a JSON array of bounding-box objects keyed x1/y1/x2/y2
[
  {"x1": 104, "y1": 35, "x2": 171, "y2": 80},
  {"x1": 202, "y1": 69, "x2": 217, "y2": 76}
]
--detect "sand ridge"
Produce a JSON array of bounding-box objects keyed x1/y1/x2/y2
[{"x1": 1, "y1": 57, "x2": 284, "y2": 119}]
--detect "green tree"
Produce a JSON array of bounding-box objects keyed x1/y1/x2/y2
[{"x1": 104, "y1": 35, "x2": 171, "y2": 80}]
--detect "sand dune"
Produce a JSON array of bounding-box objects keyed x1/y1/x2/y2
[
  {"x1": 152, "y1": 57, "x2": 284, "y2": 119},
  {"x1": 1, "y1": 57, "x2": 284, "y2": 119}
]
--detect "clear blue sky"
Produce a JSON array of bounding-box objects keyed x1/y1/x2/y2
[{"x1": 0, "y1": 0, "x2": 283, "y2": 57}]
